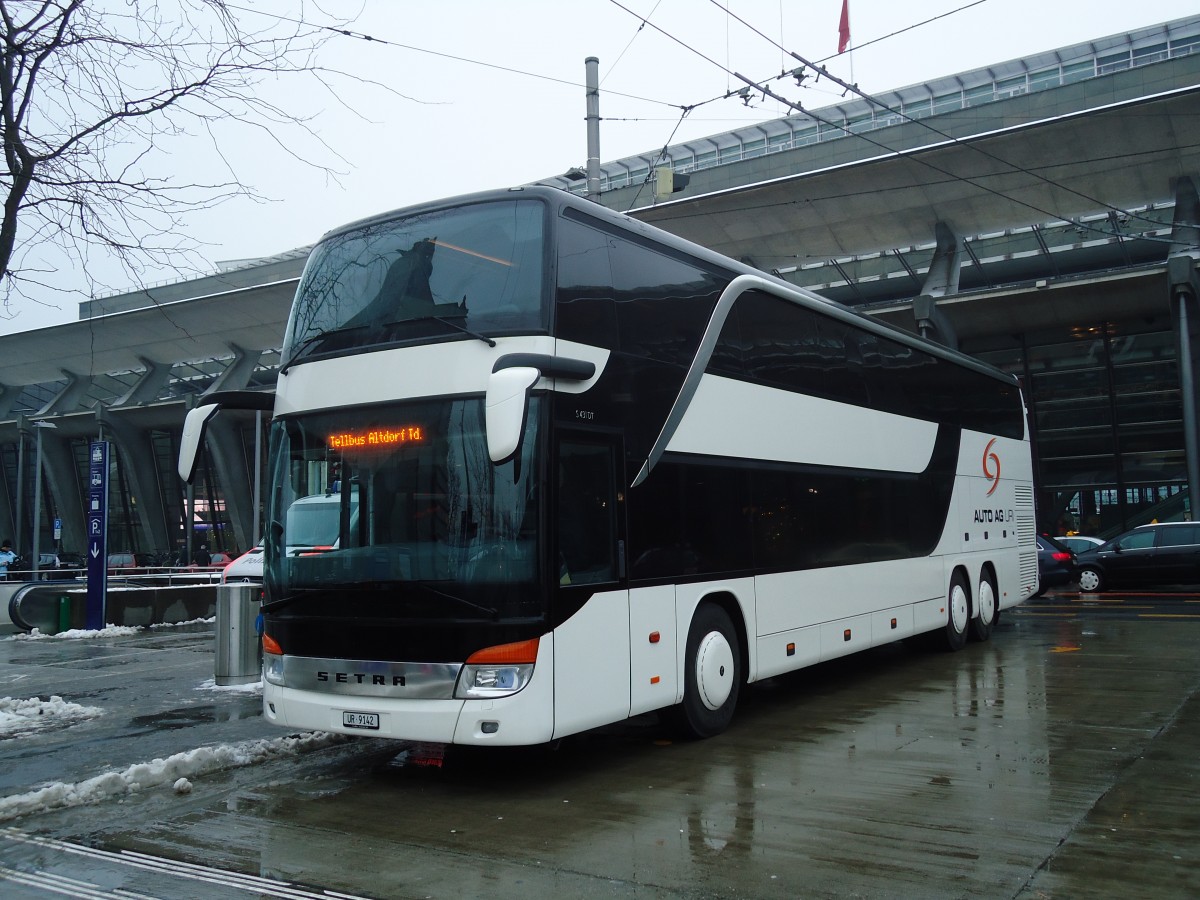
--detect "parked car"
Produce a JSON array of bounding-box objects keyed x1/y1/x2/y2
[
  {"x1": 1055, "y1": 535, "x2": 1104, "y2": 555},
  {"x1": 221, "y1": 543, "x2": 264, "y2": 583},
  {"x1": 1035, "y1": 535, "x2": 1077, "y2": 596},
  {"x1": 1075, "y1": 522, "x2": 1200, "y2": 592},
  {"x1": 56, "y1": 551, "x2": 85, "y2": 570},
  {"x1": 107, "y1": 552, "x2": 141, "y2": 574}
]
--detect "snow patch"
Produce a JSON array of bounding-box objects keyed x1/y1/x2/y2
[
  {"x1": 150, "y1": 616, "x2": 215, "y2": 629},
  {"x1": 198, "y1": 677, "x2": 262, "y2": 694},
  {"x1": 16, "y1": 625, "x2": 140, "y2": 640},
  {"x1": 9, "y1": 617, "x2": 214, "y2": 641},
  {"x1": 0, "y1": 696, "x2": 104, "y2": 737},
  {"x1": 0, "y1": 731, "x2": 348, "y2": 822}
]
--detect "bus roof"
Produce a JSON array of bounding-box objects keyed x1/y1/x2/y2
[{"x1": 311, "y1": 185, "x2": 1017, "y2": 389}]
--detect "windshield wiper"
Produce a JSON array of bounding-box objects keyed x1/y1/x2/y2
[
  {"x1": 280, "y1": 323, "x2": 377, "y2": 374},
  {"x1": 283, "y1": 318, "x2": 494, "y2": 374},
  {"x1": 429, "y1": 316, "x2": 496, "y2": 347},
  {"x1": 416, "y1": 582, "x2": 499, "y2": 619}
]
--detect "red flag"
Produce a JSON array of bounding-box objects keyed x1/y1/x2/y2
[{"x1": 838, "y1": 0, "x2": 851, "y2": 54}]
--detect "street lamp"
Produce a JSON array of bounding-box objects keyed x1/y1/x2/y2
[{"x1": 31, "y1": 419, "x2": 57, "y2": 578}]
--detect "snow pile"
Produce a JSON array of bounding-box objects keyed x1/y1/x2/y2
[
  {"x1": 198, "y1": 677, "x2": 262, "y2": 694},
  {"x1": 15, "y1": 624, "x2": 142, "y2": 641},
  {"x1": 151, "y1": 616, "x2": 215, "y2": 628},
  {"x1": 0, "y1": 731, "x2": 348, "y2": 822},
  {"x1": 0, "y1": 696, "x2": 105, "y2": 737},
  {"x1": 11, "y1": 617, "x2": 214, "y2": 641}
]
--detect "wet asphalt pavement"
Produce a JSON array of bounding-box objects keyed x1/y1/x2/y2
[{"x1": 0, "y1": 590, "x2": 1198, "y2": 898}]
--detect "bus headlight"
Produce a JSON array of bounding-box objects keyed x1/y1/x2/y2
[
  {"x1": 264, "y1": 652, "x2": 285, "y2": 686},
  {"x1": 456, "y1": 662, "x2": 535, "y2": 698},
  {"x1": 262, "y1": 633, "x2": 285, "y2": 686},
  {"x1": 454, "y1": 637, "x2": 539, "y2": 699}
]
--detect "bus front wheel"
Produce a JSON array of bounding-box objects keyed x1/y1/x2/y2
[
  {"x1": 943, "y1": 571, "x2": 970, "y2": 652},
  {"x1": 672, "y1": 604, "x2": 741, "y2": 739}
]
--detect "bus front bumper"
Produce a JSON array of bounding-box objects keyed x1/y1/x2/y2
[{"x1": 262, "y1": 670, "x2": 555, "y2": 746}]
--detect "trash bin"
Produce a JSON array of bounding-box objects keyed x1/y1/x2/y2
[{"x1": 215, "y1": 583, "x2": 262, "y2": 686}]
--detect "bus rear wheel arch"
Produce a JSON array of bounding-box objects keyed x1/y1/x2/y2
[{"x1": 671, "y1": 602, "x2": 743, "y2": 739}]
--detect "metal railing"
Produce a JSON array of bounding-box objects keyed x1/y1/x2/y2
[{"x1": 2, "y1": 566, "x2": 224, "y2": 587}]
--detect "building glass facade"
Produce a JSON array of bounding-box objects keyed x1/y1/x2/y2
[{"x1": 970, "y1": 313, "x2": 1188, "y2": 539}]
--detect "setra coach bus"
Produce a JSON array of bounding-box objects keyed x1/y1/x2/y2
[{"x1": 179, "y1": 185, "x2": 1037, "y2": 745}]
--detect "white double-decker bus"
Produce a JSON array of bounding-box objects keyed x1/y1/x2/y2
[{"x1": 180, "y1": 186, "x2": 1037, "y2": 744}]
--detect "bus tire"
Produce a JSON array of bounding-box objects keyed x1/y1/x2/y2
[
  {"x1": 672, "y1": 604, "x2": 741, "y2": 739},
  {"x1": 969, "y1": 568, "x2": 997, "y2": 643},
  {"x1": 942, "y1": 571, "x2": 970, "y2": 652}
]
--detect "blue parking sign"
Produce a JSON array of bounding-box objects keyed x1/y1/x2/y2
[{"x1": 85, "y1": 441, "x2": 109, "y2": 630}]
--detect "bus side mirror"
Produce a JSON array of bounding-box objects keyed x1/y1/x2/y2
[
  {"x1": 485, "y1": 366, "x2": 540, "y2": 463},
  {"x1": 178, "y1": 403, "x2": 221, "y2": 483},
  {"x1": 177, "y1": 390, "x2": 274, "y2": 483}
]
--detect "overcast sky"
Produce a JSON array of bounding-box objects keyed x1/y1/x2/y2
[{"x1": 3, "y1": 0, "x2": 1197, "y2": 335}]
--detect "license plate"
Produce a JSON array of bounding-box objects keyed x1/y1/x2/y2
[{"x1": 342, "y1": 711, "x2": 380, "y2": 730}]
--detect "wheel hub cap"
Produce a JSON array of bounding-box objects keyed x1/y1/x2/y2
[
  {"x1": 696, "y1": 631, "x2": 735, "y2": 711},
  {"x1": 979, "y1": 581, "x2": 996, "y2": 624},
  {"x1": 951, "y1": 584, "x2": 969, "y2": 632}
]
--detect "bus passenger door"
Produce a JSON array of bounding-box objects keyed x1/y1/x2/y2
[{"x1": 552, "y1": 434, "x2": 630, "y2": 738}]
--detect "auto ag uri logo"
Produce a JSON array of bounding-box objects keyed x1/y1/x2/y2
[{"x1": 982, "y1": 438, "x2": 1001, "y2": 496}]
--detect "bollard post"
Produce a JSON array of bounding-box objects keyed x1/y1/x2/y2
[
  {"x1": 58, "y1": 596, "x2": 70, "y2": 634},
  {"x1": 214, "y1": 583, "x2": 262, "y2": 686}
]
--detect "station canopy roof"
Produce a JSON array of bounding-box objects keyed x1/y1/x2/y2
[
  {"x1": 1, "y1": 85, "x2": 1197, "y2": 398},
  {"x1": 631, "y1": 86, "x2": 1200, "y2": 275}
]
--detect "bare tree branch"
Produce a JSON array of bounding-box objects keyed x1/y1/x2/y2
[{"x1": 0, "y1": 0, "x2": 394, "y2": 319}]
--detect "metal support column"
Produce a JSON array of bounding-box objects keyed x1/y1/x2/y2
[
  {"x1": 1168, "y1": 176, "x2": 1200, "y2": 521},
  {"x1": 585, "y1": 57, "x2": 601, "y2": 198}
]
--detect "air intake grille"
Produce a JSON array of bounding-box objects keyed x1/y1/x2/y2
[{"x1": 1015, "y1": 484, "x2": 1037, "y2": 592}]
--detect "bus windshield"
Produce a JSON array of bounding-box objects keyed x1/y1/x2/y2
[
  {"x1": 282, "y1": 199, "x2": 546, "y2": 365},
  {"x1": 265, "y1": 397, "x2": 543, "y2": 620}
]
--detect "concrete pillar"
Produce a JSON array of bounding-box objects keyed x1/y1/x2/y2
[
  {"x1": 207, "y1": 344, "x2": 263, "y2": 395},
  {"x1": 204, "y1": 418, "x2": 254, "y2": 553},
  {"x1": 913, "y1": 222, "x2": 960, "y2": 350},
  {"x1": 0, "y1": 383, "x2": 24, "y2": 419},
  {"x1": 37, "y1": 370, "x2": 93, "y2": 415},
  {"x1": 111, "y1": 357, "x2": 172, "y2": 408},
  {"x1": 39, "y1": 433, "x2": 86, "y2": 555},
  {"x1": 96, "y1": 412, "x2": 171, "y2": 554},
  {"x1": 194, "y1": 344, "x2": 265, "y2": 553}
]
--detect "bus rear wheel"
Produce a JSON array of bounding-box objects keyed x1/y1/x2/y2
[
  {"x1": 969, "y1": 569, "x2": 997, "y2": 642},
  {"x1": 942, "y1": 571, "x2": 970, "y2": 652},
  {"x1": 672, "y1": 604, "x2": 741, "y2": 739}
]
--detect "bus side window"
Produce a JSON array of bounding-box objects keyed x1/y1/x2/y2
[{"x1": 557, "y1": 441, "x2": 617, "y2": 585}]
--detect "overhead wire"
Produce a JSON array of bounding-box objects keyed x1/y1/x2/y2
[
  {"x1": 228, "y1": 1, "x2": 1178, "y2": 247},
  {"x1": 601, "y1": 0, "x2": 664, "y2": 85},
  {"x1": 224, "y1": 2, "x2": 689, "y2": 112},
  {"x1": 624, "y1": 105, "x2": 696, "y2": 212},
  {"x1": 607, "y1": 0, "x2": 1176, "y2": 245},
  {"x1": 811, "y1": 0, "x2": 990, "y2": 64},
  {"x1": 705, "y1": 0, "x2": 1171, "y2": 237}
]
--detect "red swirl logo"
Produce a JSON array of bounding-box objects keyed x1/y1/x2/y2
[{"x1": 983, "y1": 438, "x2": 1001, "y2": 496}]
